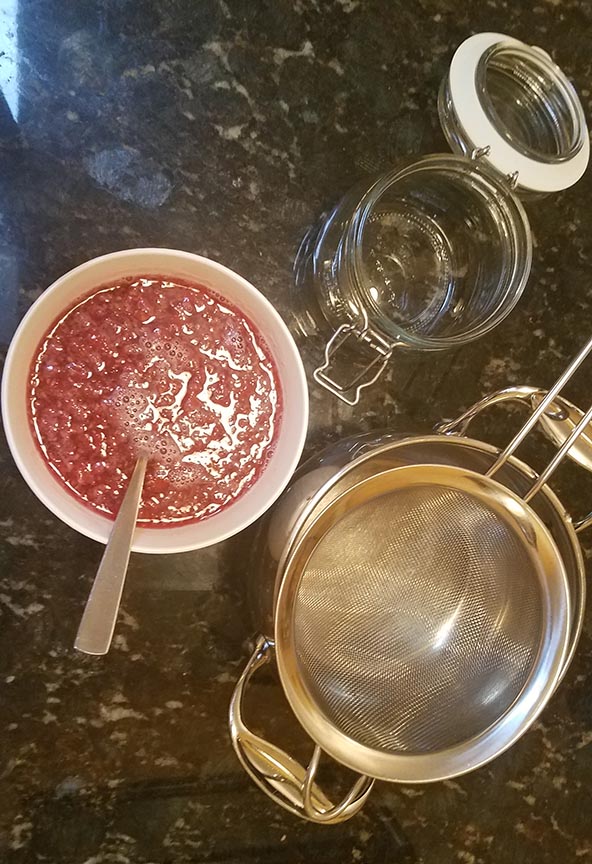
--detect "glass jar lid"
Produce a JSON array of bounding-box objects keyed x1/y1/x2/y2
[{"x1": 442, "y1": 32, "x2": 589, "y2": 194}]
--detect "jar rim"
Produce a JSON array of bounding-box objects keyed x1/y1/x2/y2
[{"x1": 476, "y1": 41, "x2": 587, "y2": 166}]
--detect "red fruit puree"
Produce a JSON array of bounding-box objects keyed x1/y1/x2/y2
[{"x1": 28, "y1": 276, "x2": 282, "y2": 525}]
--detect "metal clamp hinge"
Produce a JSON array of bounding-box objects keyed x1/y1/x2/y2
[
  {"x1": 470, "y1": 145, "x2": 491, "y2": 161},
  {"x1": 313, "y1": 307, "x2": 396, "y2": 406}
]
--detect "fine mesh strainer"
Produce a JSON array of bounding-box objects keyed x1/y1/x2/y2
[
  {"x1": 296, "y1": 482, "x2": 545, "y2": 753},
  {"x1": 275, "y1": 464, "x2": 569, "y2": 784}
]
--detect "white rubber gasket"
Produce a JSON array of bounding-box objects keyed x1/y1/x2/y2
[{"x1": 449, "y1": 32, "x2": 590, "y2": 193}]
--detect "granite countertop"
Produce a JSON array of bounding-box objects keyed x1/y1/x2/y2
[{"x1": 1, "y1": 1, "x2": 592, "y2": 862}]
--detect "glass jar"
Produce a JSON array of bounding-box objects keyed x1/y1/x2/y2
[{"x1": 294, "y1": 33, "x2": 589, "y2": 405}]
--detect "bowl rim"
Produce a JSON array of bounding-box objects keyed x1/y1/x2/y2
[{"x1": 1, "y1": 247, "x2": 309, "y2": 553}]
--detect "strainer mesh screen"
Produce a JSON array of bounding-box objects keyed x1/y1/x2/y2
[{"x1": 293, "y1": 484, "x2": 544, "y2": 754}]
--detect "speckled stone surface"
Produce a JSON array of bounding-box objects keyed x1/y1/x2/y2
[{"x1": 1, "y1": 1, "x2": 592, "y2": 862}]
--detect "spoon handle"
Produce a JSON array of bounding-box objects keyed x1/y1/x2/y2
[{"x1": 74, "y1": 456, "x2": 148, "y2": 656}]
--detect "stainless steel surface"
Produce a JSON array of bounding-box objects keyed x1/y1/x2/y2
[
  {"x1": 437, "y1": 385, "x2": 592, "y2": 476},
  {"x1": 437, "y1": 338, "x2": 592, "y2": 521},
  {"x1": 534, "y1": 392, "x2": 592, "y2": 475},
  {"x1": 486, "y1": 334, "x2": 592, "y2": 477},
  {"x1": 436, "y1": 386, "x2": 543, "y2": 437},
  {"x1": 295, "y1": 480, "x2": 542, "y2": 751},
  {"x1": 75, "y1": 456, "x2": 148, "y2": 656},
  {"x1": 525, "y1": 402, "x2": 592, "y2": 502},
  {"x1": 274, "y1": 464, "x2": 570, "y2": 783},
  {"x1": 229, "y1": 635, "x2": 374, "y2": 824}
]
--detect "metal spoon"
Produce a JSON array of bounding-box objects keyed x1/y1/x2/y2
[{"x1": 75, "y1": 456, "x2": 148, "y2": 655}]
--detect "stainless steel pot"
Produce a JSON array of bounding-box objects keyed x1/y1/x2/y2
[{"x1": 230, "y1": 394, "x2": 590, "y2": 824}]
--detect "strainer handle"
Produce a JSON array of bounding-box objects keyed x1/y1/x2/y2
[{"x1": 229, "y1": 635, "x2": 374, "y2": 824}]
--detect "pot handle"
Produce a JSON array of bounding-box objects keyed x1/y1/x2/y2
[
  {"x1": 435, "y1": 386, "x2": 543, "y2": 436},
  {"x1": 229, "y1": 635, "x2": 374, "y2": 824},
  {"x1": 436, "y1": 385, "x2": 592, "y2": 534}
]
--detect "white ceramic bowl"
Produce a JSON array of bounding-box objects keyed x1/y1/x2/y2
[{"x1": 1, "y1": 248, "x2": 309, "y2": 553}]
